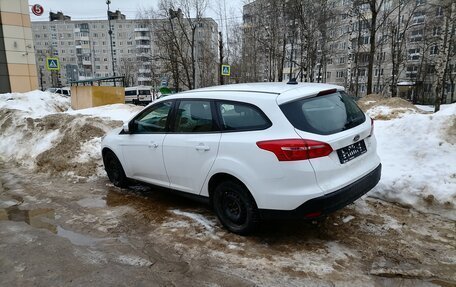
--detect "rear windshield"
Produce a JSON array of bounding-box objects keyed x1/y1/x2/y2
[{"x1": 280, "y1": 91, "x2": 365, "y2": 135}]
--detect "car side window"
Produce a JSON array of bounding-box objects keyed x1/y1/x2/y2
[
  {"x1": 173, "y1": 100, "x2": 216, "y2": 133},
  {"x1": 133, "y1": 101, "x2": 172, "y2": 133},
  {"x1": 218, "y1": 101, "x2": 271, "y2": 131}
]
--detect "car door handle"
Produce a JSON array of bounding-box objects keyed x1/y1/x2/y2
[
  {"x1": 148, "y1": 142, "x2": 159, "y2": 148},
  {"x1": 195, "y1": 144, "x2": 210, "y2": 151}
]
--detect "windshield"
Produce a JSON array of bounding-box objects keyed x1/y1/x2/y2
[{"x1": 280, "y1": 91, "x2": 365, "y2": 135}]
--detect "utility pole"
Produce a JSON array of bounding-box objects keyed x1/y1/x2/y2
[
  {"x1": 39, "y1": 67, "x2": 44, "y2": 91},
  {"x1": 106, "y1": 0, "x2": 116, "y2": 86},
  {"x1": 219, "y1": 31, "x2": 224, "y2": 85}
]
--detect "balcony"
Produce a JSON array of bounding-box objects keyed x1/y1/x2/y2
[
  {"x1": 137, "y1": 76, "x2": 151, "y2": 81},
  {"x1": 139, "y1": 69, "x2": 151, "y2": 73},
  {"x1": 134, "y1": 27, "x2": 150, "y2": 32},
  {"x1": 135, "y1": 35, "x2": 150, "y2": 40},
  {"x1": 82, "y1": 60, "x2": 92, "y2": 66}
]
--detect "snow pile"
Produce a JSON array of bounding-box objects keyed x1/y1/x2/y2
[
  {"x1": 0, "y1": 90, "x2": 70, "y2": 117},
  {"x1": 0, "y1": 90, "x2": 140, "y2": 177},
  {"x1": 370, "y1": 104, "x2": 456, "y2": 217},
  {"x1": 66, "y1": 104, "x2": 143, "y2": 123},
  {"x1": 358, "y1": 94, "x2": 421, "y2": 120}
]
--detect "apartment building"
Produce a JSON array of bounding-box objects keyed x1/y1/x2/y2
[
  {"x1": 31, "y1": 11, "x2": 219, "y2": 90},
  {"x1": 242, "y1": 0, "x2": 455, "y2": 103}
]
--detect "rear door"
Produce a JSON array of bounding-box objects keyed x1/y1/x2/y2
[
  {"x1": 162, "y1": 99, "x2": 221, "y2": 194},
  {"x1": 280, "y1": 91, "x2": 380, "y2": 193}
]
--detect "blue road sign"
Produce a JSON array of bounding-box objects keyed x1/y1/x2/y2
[
  {"x1": 221, "y1": 64, "x2": 230, "y2": 76},
  {"x1": 46, "y1": 57, "x2": 60, "y2": 71}
]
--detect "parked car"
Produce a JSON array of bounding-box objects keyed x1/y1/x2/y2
[
  {"x1": 101, "y1": 82, "x2": 381, "y2": 234},
  {"x1": 46, "y1": 87, "x2": 71, "y2": 97},
  {"x1": 125, "y1": 86, "x2": 156, "y2": 105}
]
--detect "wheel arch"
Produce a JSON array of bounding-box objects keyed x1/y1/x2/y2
[{"x1": 207, "y1": 172, "x2": 258, "y2": 209}]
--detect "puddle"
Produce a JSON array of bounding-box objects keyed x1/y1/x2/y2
[
  {"x1": 57, "y1": 226, "x2": 104, "y2": 246},
  {"x1": 0, "y1": 195, "x2": 24, "y2": 208},
  {"x1": 0, "y1": 205, "x2": 106, "y2": 247},
  {"x1": 0, "y1": 205, "x2": 57, "y2": 233},
  {"x1": 77, "y1": 196, "x2": 107, "y2": 208}
]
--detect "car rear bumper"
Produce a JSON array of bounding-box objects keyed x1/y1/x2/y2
[{"x1": 259, "y1": 163, "x2": 382, "y2": 219}]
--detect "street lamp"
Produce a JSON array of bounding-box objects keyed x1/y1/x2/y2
[{"x1": 106, "y1": 0, "x2": 116, "y2": 84}]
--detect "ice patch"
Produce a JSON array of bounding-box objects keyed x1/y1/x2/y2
[
  {"x1": 171, "y1": 210, "x2": 215, "y2": 232},
  {"x1": 115, "y1": 255, "x2": 153, "y2": 267},
  {"x1": 342, "y1": 215, "x2": 355, "y2": 223}
]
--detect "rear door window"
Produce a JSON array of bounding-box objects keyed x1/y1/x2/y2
[
  {"x1": 173, "y1": 100, "x2": 216, "y2": 133},
  {"x1": 217, "y1": 101, "x2": 271, "y2": 131},
  {"x1": 280, "y1": 91, "x2": 365, "y2": 135}
]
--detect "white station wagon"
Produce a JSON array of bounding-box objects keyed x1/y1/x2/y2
[{"x1": 102, "y1": 82, "x2": 381, "y2": 234}]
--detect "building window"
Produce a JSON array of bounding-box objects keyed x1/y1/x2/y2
[
  {"x1": 430, "y1": 45, "x2": 438, "y2": 55},
  {"x1": 416, "y1": 0, "x2": 426, "y2": 5},
  {"x1": 410, "y1": 29, "x2": 423, "y2": 42},
  {"x1": 436, "y1": 6, "x2": 443, "y2": 16},
  {"x1": 408, "y1": 48, "x2": 420, "y2": 60},
  {"x1": 412, "y1": 11, "x2": 425, "y2": 25},
  {"x1": 433, "y1": 27, "x2": 441, "y2": 36}
]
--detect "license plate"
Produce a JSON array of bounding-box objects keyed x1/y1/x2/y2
[{"x1": 337, "y1": 140, "x2": 367, "y2": 164}]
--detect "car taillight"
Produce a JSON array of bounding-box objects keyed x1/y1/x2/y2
[
  {"x1": 369, "y1": 117, "x2": 374, "y2": 137},
  {"x1": 256, "y1": 139, "x2": 333, "y2": 161}
]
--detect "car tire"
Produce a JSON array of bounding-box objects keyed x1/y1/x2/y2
[
  {"x1": 213, "y1": 180, "x2": 259, "y2": 235},
  {"x1": 103, "y1": 151, "x2": 129, "y2": 188}
]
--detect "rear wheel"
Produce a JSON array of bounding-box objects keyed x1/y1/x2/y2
[
  {"x1": 212, "y1": 180, "x2": 259, "y2": 235},
  {"x1": 103, "y1": 151, "x2": 129, "y2": 188}
]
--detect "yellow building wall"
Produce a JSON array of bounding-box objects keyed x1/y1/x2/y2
[
  {"x1": 71, "y1": 86, "x2": 125, "y2": 110},
  {"x1": 0, "y1": 0, "x2": 38, "y2": 93}
]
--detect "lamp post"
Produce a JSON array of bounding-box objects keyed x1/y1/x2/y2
[{"x1": 106, "y1": 0, "x2": 116, "y2": 84}]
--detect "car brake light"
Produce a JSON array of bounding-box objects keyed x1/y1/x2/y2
[
  {"x1": 256, "y1": 139, "x2": 333, "y2": 161},
  {"x1": 316, "y1": 89, "x2": 337, "y2": 97},
  {"x1": 369, "y1": 117, "x2": 374, "y2": 137}
]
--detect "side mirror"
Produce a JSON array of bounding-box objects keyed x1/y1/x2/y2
[{"x1": 122, "y1": 122, "x2": 130, "y2": 133}]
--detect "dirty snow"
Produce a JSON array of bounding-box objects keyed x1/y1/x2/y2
[
  {"x1": 366, "y1": 105, "x2": 418, "y2": 119},
  {"x1": 370, "y1": 103, "x2": 456, "y2": 218},
  {"x1": 66, "y1": 104, "x2": 143, "y2": 122},
  {"x1": 0, "y1": 90, "x2": 70, "y2": 117},
  {"x1": 0, "y1": 90, "x2": 140, "y2": 177}
]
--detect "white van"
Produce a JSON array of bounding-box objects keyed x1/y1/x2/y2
[{"x1": 125, "y1": 86, "x2": 155, "y2": 105}]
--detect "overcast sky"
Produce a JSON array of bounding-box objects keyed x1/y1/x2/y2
[{"x1": 29, "y1": 0, "x2": 246, "y2": 24}]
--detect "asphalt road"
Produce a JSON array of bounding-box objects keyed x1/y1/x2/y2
[{"x1": 1, "y1": 164, "x2": 455, "y2": 287}]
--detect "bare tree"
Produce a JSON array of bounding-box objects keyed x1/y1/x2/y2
[
  {"x1": 434, "y1": 1, "x2": 455, "y2": 111},
  {"x1": 117, "y1": 55, "x2": 137, "y2": 87}
]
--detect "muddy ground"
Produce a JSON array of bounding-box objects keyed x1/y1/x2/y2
[{"x1": 0, "y1": 164, "x2": 455, "y2": 287}]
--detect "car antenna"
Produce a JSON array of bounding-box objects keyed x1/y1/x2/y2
[{"x1": 287, "y1": 78, "x2": 298, "y2": 85}]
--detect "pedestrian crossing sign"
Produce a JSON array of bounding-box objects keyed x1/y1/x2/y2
[
  {"x1": 46, "y1": 57, "x2": 60, "y2": 71},
  {"x1": 221, "y1": 64, "x2": 230, "y2": 76}
]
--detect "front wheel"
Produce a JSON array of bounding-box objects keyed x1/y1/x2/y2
[
  {"x1": 103, "y1": 151, "x2": 129, "y2": 188},
  {"x1": 212, "y1": 180, "x2": 259, "y2": 235}
]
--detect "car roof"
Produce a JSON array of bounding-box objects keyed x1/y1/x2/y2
[{"x1": 177, "y1": 82, "x2": 344, "y2": 104}]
